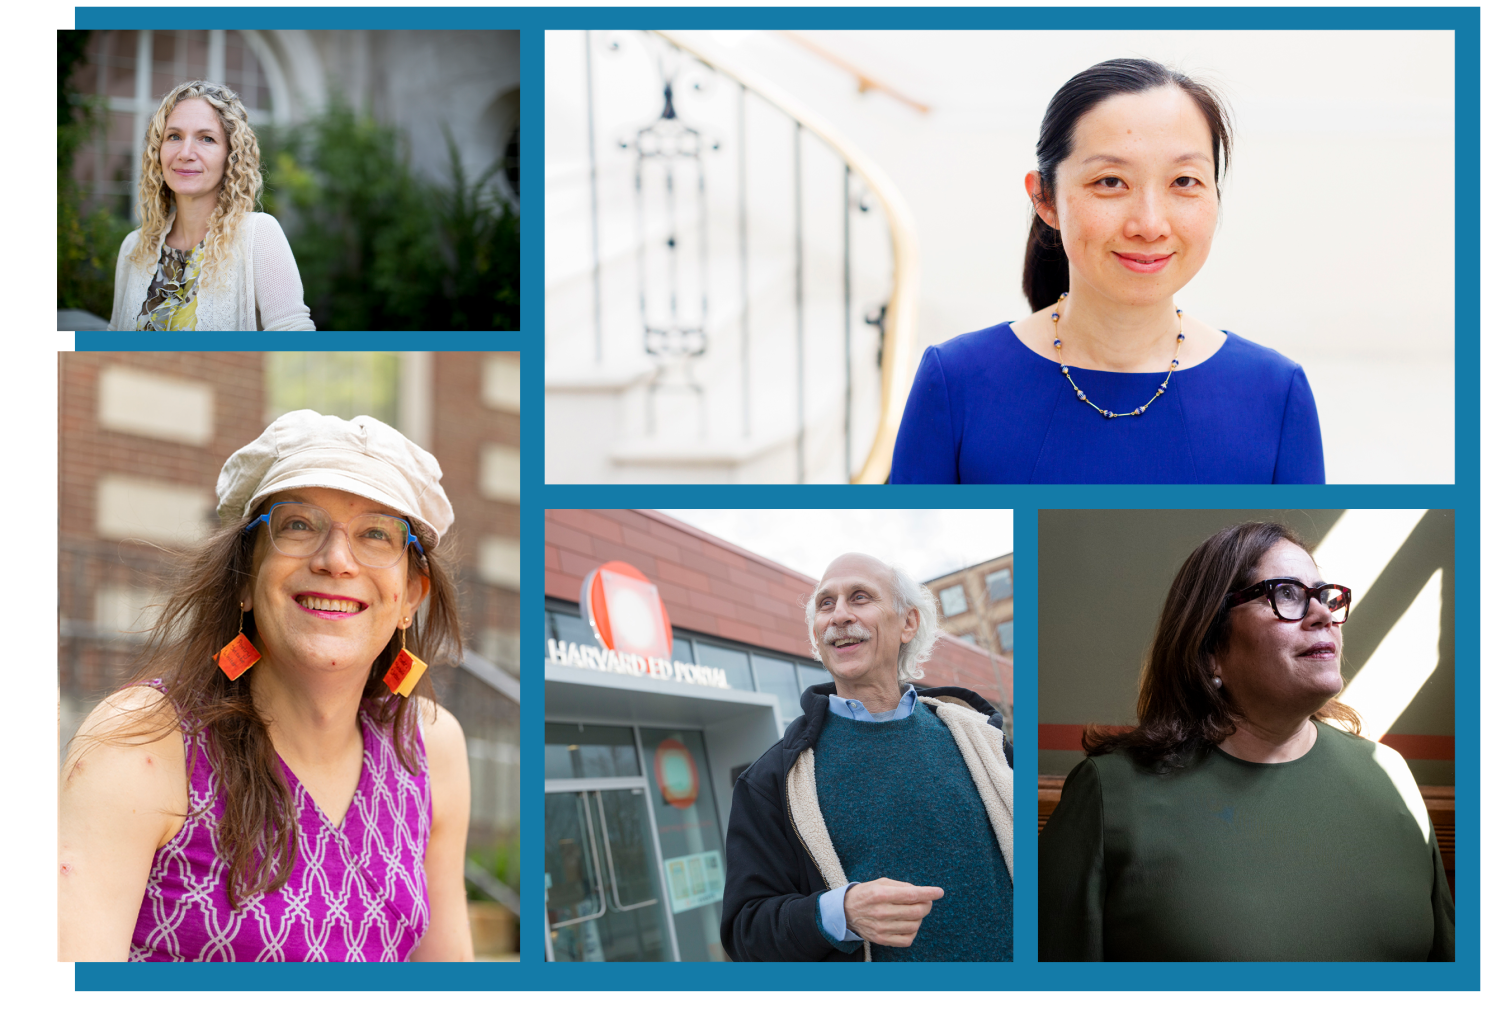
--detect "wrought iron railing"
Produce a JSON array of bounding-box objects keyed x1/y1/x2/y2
[{"x1": 552, "y1": 30, "x2": 920, "y2": 483}]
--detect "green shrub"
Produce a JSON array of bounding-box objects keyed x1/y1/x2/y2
[
  {"x1": 58, "y1": 30, "x2": 132, "y2": 320},
  {"x1": 262, "y1": 102, "x2": 520, "y2": 331},
  {"x1": 465, "y1": 829, "x2": 520, "y2": 902}
]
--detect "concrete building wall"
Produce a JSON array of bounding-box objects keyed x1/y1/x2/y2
[{"x1": 1038, "y1": 509, "x2": 1455, "y2": 787}]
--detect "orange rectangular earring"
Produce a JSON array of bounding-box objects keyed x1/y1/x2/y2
[
  {"x1": 384, "y1": 622, "x2": 428, "y2": 697},
  {"x1": 214, "y1": 604, "x2": 261, "y2": 681}
]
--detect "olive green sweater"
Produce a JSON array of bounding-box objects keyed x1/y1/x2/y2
[{"x1": 1040, "y1": 722, "x2": 1453, "y2": 961}]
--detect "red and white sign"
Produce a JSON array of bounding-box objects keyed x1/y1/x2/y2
[
  {"x1": 654, "y1": 737, "x2": 700, "y2": 809},
  {"x1": 581, "y1": 561, "x2": 674, "y2": 659}
]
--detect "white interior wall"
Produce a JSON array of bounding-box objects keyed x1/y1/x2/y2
[{"x1": 647, "y1": 29, "x2": 1458, "y2": 484}]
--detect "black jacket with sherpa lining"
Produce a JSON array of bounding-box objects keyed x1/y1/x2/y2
[{"x1": 719, "y1": 682, "x2": 1011, "y2": 961}]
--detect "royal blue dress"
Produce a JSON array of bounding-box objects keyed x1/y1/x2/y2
[{"x1": 889, "y1": 323, "x2": 1324, "y2": 484}]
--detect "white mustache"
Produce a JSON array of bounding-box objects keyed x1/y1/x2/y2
[{"x1": 825, "y1": 623, "x2": 872, "y2": 646}]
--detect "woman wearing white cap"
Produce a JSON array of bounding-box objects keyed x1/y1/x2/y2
[{"x1": 60, "y1": 410, "x2": 473, "y2": 961}]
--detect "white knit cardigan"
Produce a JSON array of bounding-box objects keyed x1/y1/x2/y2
[
  {"x1": 784, "y1": 694, "x2": 1015, "y2": 961},
  {"x1": 108, "y1": 212, "x2": 315, "y2": 331}
]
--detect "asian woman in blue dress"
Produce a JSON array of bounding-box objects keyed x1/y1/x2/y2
[{"x1": 890, "y1": 60, "x2": 1324, "y2": 484}]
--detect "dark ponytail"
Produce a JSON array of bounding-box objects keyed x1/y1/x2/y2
[
  {"x1": 1023, "y1": 216, "x2": 1070, "y2": 317},
  {"x1": 1022, "y1": 58, "x2": 1233, "y2": 312}
]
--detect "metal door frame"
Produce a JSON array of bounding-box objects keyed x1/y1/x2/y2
[{"x1": 544, "y1": 771, "x2": 681, "y2": 962}]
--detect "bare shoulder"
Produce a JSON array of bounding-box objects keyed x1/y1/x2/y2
[
  {"x1": 69, "y1": 686, "x2": 181, "y2": 755},
  {"x1": 65, "y1": 686, "x2": 184, "y2": 777},
  {"x1": 417, "y1": 699, "x2": 469, "y2": 760},
  {"x1": 59, "y1": 688, "x2": 189, "y2": 959},
  {"x1": 416, "y1": 700, "x2": 470, "y2": 829},
  {"x1": 61, "y1": 686, "x2": 187, "y2": 845}
]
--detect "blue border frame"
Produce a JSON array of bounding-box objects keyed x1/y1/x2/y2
[{"x1": 69, "y1": 4, "x2": 1478, "y2": 992}]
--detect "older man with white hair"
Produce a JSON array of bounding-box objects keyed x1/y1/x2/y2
[{"x1": 720, "y1": 552, "x2": 1014, "y2": 961}]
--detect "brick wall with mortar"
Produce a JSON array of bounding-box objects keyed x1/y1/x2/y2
[
  {"x1": 922, "y1": 636, "x2": 1015, "y2": 724},
  {"x1": 60, "y1": 352, "x2": 268, "y2": 701},
  {"x1": 60, "y1": 352, "x2": 522, "y2": 701},
  {"x1": 431, "y1": 351, "x2": 520, "y2": 672},
  {"x1": 926, "y1": 553, "x2": 1015, "y2": 658},
  {"x1": 60, "y1": 351, "x2": 266, "y2": 543}
]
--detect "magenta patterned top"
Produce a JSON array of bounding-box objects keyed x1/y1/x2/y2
[{"x1": 129, "y1": 702, "x2": 432, "y2": 961}]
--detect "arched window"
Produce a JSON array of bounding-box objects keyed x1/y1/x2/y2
[{"x1": 69, "y1": 30, "x2": 280, "y2": 221}]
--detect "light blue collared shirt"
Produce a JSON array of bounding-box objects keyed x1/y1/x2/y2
[{"x1": 816, "y1": 685, "x2": 918, "y2": 944}]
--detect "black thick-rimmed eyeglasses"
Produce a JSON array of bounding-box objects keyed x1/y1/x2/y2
[{"x1": 1224, "y1": 578, "x2": 1351, "y2": 623}]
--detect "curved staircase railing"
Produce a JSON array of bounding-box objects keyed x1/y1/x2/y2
[{"x1": 548, "y1": 30, "x2": 921, "y2": 483}]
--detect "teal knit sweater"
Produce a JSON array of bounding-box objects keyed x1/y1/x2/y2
[{"x1": 815, "y1": 706, "x2": 1013, "y2": 961}]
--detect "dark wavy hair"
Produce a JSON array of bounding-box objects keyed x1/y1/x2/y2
[
  {"x1": 1084, "y1": 522, "x2": 1361, "y2": 771},
  {"x1": 97, "y1": 507, "x2": 461, "y2": 908},
  {"x1": 1023, "y1": 58, "x2": 1233, "y2": 312}
]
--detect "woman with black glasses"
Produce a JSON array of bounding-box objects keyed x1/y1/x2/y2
[
  {"x1": 59, "y1": 410, "x2": 473, "y2": 961},
  {"x1": 1039, "y1": 522, "x2": 1453, "y2": 960}
]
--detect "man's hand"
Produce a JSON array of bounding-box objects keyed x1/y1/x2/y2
[{"x1": 842, "y1": 878, "x2": 944, "y2": 947}]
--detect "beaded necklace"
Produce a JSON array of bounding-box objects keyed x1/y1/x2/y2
[{"x1": 1052, "y1": 291, "x2": 1184, "y2": 419}]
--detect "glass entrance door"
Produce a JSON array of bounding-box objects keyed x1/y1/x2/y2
[{"x1": 545, "y1": 784, "x2": 674, "y2": 961}]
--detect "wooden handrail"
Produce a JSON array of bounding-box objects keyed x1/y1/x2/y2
[
  {"x1": 775, "y1": 31, "x2": 932, "y2": 115},
  {"x1": 654, "y1": 31, "x2": 921, "y2": 484}
]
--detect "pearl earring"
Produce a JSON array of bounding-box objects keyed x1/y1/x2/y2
[{"x1": 1211, "y1": 676, "x2": 1222, "y2": 689}]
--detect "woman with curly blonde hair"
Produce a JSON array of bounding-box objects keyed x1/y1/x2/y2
[{"x1": 107, "y1": 80, "x2": 314, "y2": 331}]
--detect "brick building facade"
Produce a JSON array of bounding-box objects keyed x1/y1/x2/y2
[{"x1": 925, "y1": 552, "x2": 1015, "y2": 660}]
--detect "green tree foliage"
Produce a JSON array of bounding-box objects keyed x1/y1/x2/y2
[
  {"x1": 58, "y1": 30, "x2": 133, "y2": 319},
  {"x1": 264, "y1": 351, "x2": 401, "y2": 423},
  {"x1": 262, "y1": 102, "x2": 520, "y2": 331},
  {"x1": 465, "y1": 830, "x2": 520, "y2": 901}
]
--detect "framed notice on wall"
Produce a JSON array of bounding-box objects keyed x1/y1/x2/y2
[{"x1": 666, "y1": 850, "x2": 725, "y2": 914}]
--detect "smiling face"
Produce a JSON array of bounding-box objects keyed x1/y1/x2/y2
[
  {"x1": 241, "y1": 487, "x2": 428, "y2": 681},
  {"x1": 159, "y1": 97, "x2": 228, "y2": 203},
  {"x1": 811, "y1": 553, "x2": 919, "y2": 696},
  {"x1": 1040, "y1": 85, "x2": 1219, "y2": 307},
  {"x1": 1213, "y1": 540, "x2": 1344, "y2": 719}
]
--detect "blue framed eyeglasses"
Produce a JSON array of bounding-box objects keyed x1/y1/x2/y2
[{"x1": 246, "y1": 501, "x2": 425, "y2": 569}]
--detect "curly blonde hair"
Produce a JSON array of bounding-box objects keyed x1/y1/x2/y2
[{"x1": 131, "y1": 81, "x2": 263, "y2": 283}]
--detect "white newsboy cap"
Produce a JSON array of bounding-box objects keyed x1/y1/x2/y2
[{"x1": 216, "y1": 410, "x2": 454, "y2": 550}]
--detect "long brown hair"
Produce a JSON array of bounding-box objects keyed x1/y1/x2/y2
[
  {"x1": 1084, "y1": 521, "x2": 1360, "y2": 771},
  {"x1": 114, "y1": 510, "x2": 461, "y2": 908}
]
